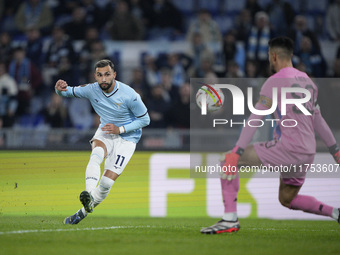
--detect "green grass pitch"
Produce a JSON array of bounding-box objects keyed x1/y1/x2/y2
[
  {"x1": 1, "y1": 151, "x2": 340, "y2": 254},
  {"x1": 1, "y1": 217, "x2": 340, "y2": 255}
]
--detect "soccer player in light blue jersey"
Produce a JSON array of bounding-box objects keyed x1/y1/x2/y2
[{"x1": 55, "y1": 59, "x2": 150, "y2": 224}]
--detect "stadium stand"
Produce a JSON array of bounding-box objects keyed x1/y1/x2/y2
[{"x1": 0, "y1": 0, "x2": 339, "y2": 150}]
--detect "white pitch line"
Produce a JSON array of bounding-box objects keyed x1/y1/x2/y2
[
  {"x1": 2, "y1": 226, "x2": 337, "y2": 235},
  {"x1": 0, "y1": 225, "x2": 151, "y2": 235},
  {"x1": 247, "y1": 227, "x2": 338, "y2": 232}
]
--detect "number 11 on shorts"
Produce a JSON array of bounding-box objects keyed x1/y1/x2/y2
[{"x1": 115, "y1": 155, "x2": 125, "y2": 167}]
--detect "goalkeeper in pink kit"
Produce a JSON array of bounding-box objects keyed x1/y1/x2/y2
[{"x1": 201, "y1": 36, "x2": 340, "y2": 234}]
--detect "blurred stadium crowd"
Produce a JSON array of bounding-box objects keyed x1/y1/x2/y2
[{"x1": 0, "y1": 0, "x2": 340, "y2": 134}]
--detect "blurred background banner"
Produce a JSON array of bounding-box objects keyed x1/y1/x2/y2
[{"x1": 1, "y1": 151, "x2": 339, "y2": 220}]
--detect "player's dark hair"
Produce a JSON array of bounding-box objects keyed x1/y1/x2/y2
[
  {"x1": 95, "y1": 59, "x2": 115, "y2": 71},
  {"x1": 268, "y1": 36, "x2": 294, "y2": 58}
]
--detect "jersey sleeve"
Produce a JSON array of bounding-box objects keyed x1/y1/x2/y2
[
  {"x1": 55, "y1": 84, "x2": 92, "y2": 98},
  {"x1": 127, "y1": 92, "x2": 148, "y2": 118},
  {"x1": 124, "y1": 112, "x2": 150, "y2": 133},
  {"x1": 122, "y1": 92, "x2": 149, "y2": 133}
]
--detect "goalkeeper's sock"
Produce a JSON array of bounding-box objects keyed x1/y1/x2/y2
[
  {"x1": 222, "y1": 212, "x2": 238, "y2": 222},
  {"x1": 332, "y1": 208, "x2": 339, "y2": 221},
  {"x1": 290, "y1": 194, "x2": 333, "y2": 218},
  {"x1": 85, "y1": 147, "x2": 104, "y2": 192},
  {"x1": 91, "y1": 176, "x2": 115, "y2": 207},
  {"x1": 221, "y1": 171, "x2": 239, "y2": 215}
]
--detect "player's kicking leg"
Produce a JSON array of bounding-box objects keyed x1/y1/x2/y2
[
  {"x1": 63, "y1": 191, "x2": 95, "y2": 225},
  {"x1": 63, "y1": 208, "x2": 87, "y2": 225},
  {"x1": 80, "y1": 190, "x2": 94, "y2": 213},
  {"x1": 64, "y1": 140, "x2": 106, "y2": 225},
  {"x1": 64, "y1": 136, "x2": 136, "y2": 225}
]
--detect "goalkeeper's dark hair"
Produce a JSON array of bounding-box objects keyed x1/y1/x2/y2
[
  {"x1": 268, "y1": 36, "x2": 294, "y2": 59},
  {"x1": 95, "y1": 59, "x2": 115, "y2": 71}
]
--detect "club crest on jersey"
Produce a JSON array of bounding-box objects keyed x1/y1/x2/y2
[{"x1": 114, "y1": 102, "x2": 123, "y2": 109}]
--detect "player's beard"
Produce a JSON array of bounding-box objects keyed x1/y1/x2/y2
[{"x1": 99, "y1": 80, "x2": 113, "y2": 92}]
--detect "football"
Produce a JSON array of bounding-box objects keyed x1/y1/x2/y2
[{"x1": 196, "y1": 85, "x2": 224, "y2": 112}]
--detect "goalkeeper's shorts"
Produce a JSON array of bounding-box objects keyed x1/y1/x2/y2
[{"x1": 254, "y1": 139, "x2": 315, "y2": 186}]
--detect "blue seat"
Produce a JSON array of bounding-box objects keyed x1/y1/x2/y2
[
  {"x1": 172, "y1": 0, "x2": 195, "y2": 15},
  {"x1": 18, "y1": 114, "x2": 45, "y2": 128},
  {"x1": 306, "y1": 0, "x2": 328, "y2": 13},
  {"x1": 257, "y1": 0, "x2": 272, "y2": 9},
  {"x1": 224, "y1": 0, "x2": 246, "y2": 12},
  {"x1": 198, "y1": 0, "x2": 220, "y2": 14}
]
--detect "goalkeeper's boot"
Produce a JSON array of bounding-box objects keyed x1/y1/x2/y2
[
  {"x1": 200, "y1": 219, "x2": 240, "y2": 234},
  {"x1": 63, "y1": 209, "x2": 85, "y2": 225},
  {"x1": 80, "y1": 190, "x2": 94, "y2": 213}
]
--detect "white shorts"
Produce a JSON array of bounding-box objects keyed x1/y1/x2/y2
[{"x1": 90, "y1": 128, "x2": 136, "y2": 175}]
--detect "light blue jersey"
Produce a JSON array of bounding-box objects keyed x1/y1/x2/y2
[{"x1": 56, "y1": 80, "x2": 149, "y2": 143}]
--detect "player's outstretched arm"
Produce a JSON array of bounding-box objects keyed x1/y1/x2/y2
[{"x1": 314, "y1": 108, "x2": 340, "y2": 164}]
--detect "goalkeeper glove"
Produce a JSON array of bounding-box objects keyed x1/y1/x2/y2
[
  {"x1": 329, "y1": 144, "x2": 340, "y2": 165},
  {"x1": 221, "y1": 146, "x2": 244, "y2": 181}
]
